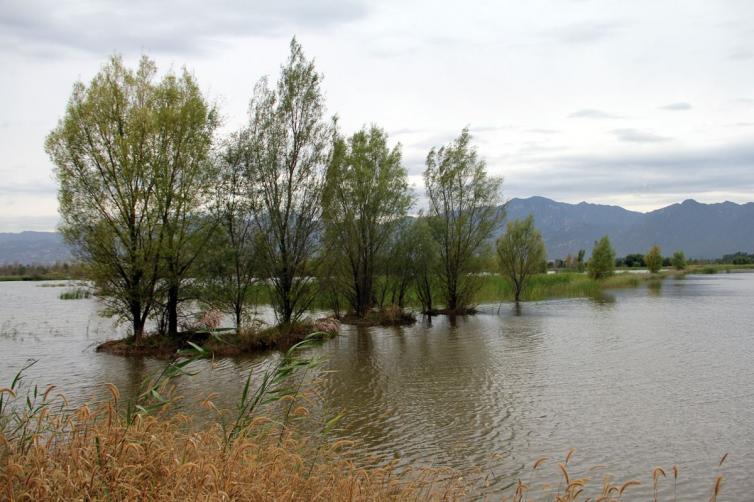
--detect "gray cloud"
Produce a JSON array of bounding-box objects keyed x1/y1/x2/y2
[
  {"x1": 612, "y1": 128, "x2": 671, "y2": 143},
  {"x1": 500, "y1": 140, "x2": 754, "y2": 201},
  {"x1": 549, "y1": 21, "x2": 623, "y2": 45},
  {"x1": 0, "y1": 0, "x2": 369, "y2": 56},
  {"x1": 569, "y1": 109, "x2": 621, "y2": 119},
  {"x1": 730, "y1": 49, "x2": 754, "y2": 61},
  {"x1": 660, "y1": 102, "x2": 691, "y2": 111},
  {"x1": 0, "y1": 179, "x2": 56, "y2": 195}
]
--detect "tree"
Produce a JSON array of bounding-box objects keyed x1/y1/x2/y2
[
  {"x1": 645, "y1": 245, "x2": 663, "y2": 273},
  {"x1": 424, "y1": 128, "x2": 503, "y2": 312},
  {"x1": 46, "y1": 56, "x2": 207, "y2": 342},
  {"x1": 588, "y1": 236, "x2": 616, "y2": 279},
  {"x1": 152, "y1": 68, "x2": 218, "y2": 336},
  {"x1": 408, "y1": 215, "x2": 439, "y2": 314},
  {"x1": 576, "y1": 249, "x2": 586, "y2": 272},
  {"x1": 496, "y1": 216, "x2": 547, "y2": 302},
  {"x1": 671, "y1": 250, "x2": 687, "y2": 270},
  {"x1": 199, "y1": 132, "x2": 260, "y2": 331},
  {"x1": 246, "y1": 39, "x2": 333, "y2": 324},
  {"x1": 323, "y1": 126, "x2": 412, "y2": 317}
]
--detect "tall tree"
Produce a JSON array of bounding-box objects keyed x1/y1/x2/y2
[
  {"x1": 46, "y1": 56, "x2": 161, "y2": 342},
  {"x1": 671, "y1": 250, "x2": 687, "y2": 270},
  {"x1": 496, "y1": 216, "x2": 547, "y2": 302},
  {"x1": 323, "y1": 126, "x2": 412, "y2": 317},
  {"x1": 424, "y1": 128, "x2": 503, "y2": 312},
  {"x1": 409, "y1": 215, "x2": 440, "y2": 314},
  {"x1": 199, "y1": 132, "x2": 259, "y2": 331},
  {"x1": 645, "y1": 244, "x2": 663, "y2": 274},
  {"x1": 246, "y1": 38, "x2": 333, "y2": 324},
  {"x1": 152, "y1": 69, "x2": 219, "y2": 336},
  {"x1": 588, "y1": 236, "x2": 616, "y2": 279}
]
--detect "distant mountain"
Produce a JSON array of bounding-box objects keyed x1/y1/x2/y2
[
  {"x1": 0, "y1": 231, "x2": 72, "y2": 265},
  {"x1": 2, "y1": 197, "x2": 753, "y2": 264},
  {"x1": 503, "y1": 197, "x2": 754, "y2": 259}
]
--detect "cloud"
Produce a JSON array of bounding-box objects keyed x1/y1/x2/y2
[
  {"x1": 568, "y1": 109, "x2": 621, "y2": 119},
  {"x1": 660, "y1": 102, "x2": 691, "y2": 111},
  {"x1": 549, "y1": 21, "x2": 623, "y2": 45},
  {"x1": 0, "y1": 179, "x2": 57, "y2": 195},
  {"x1": 499, "y1": 140, "x2": 754, "y2": 202},
  {"x1": 612, "y1": 128, "x2": 671, "y2": 143},
  {"x1": 0, "y1": 0, "x2": 369, "y2": 56},
  {"x1": 730, "y1": 49, "x2": 754, "y2": 61}
]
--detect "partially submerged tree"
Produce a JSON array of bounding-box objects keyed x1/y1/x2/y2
[
  {"x1": 323, "y1": 126, "x2": 412, "y2": 317},
  {"x1": 152, "y1": 69, "x2": 219, "y2": 336},
  {"x1": 199, "y1": 132, "x2": 260, "y2": 331},
  {"x1": 496, "y1": 215, "x2": 547, "y2": 302},
  {"x1": 672, "y1": 250, "x2": 687, "y2": 270},
  {"x1": 424, "y1": 128, "x2": 503, "y2": 312},
  {"x1": 645, "y1": 245, "x2": 663, "y2": 274},
  {"x1": 409, "y1": 216, "x2": 440, "y2": 314},
  {"x1": 46, "y1": 57, "x2": 165, "y2": 342},
  {"x1": 588, "y1": 236, "x2": 616, "y2": 279},
  {"x1": 246, "y1": 39, "x2": 333, "y2": 324}
]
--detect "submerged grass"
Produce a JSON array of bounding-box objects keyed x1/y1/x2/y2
[{"x1": 58, "y1": 287, "x2": 91, "y2": 300}]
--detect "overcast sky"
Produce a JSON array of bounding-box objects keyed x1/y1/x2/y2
[{"x1": 1, "y1": 0, "x2": 754, "y2": 231}]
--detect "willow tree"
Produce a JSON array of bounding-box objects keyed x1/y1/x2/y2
[
  {"x1": 246, "y1": 39, "x2": 333, "y2": 324},
  {"x1": 645, "y1": 245, "x2": 663, "y2": 274},
  {"x1": 424, "y1": 128, "x2": 504, "y2": 312},
  {"x1": 152, "y1": 69, "x2": 218, "y2": 336},
  {"x1": 323, "y1": 126, "x2": 412, "y2": 317},
  {"x1": 588, "y1": 236, "x2": 616, "y2": 279},
  {"x1": 198, "y1": 132, "x2": 259, "y2": 331},
  {"x1": 46, "y1": 56, "x2": 192, "y2": 342},
  {"x1": 496, "y1": 215, "x2": 547, "y2": 302}
]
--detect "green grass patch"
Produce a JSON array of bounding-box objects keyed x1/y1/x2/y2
[{"x1": 59, "y1": 288, "x2": 92, "y2": 300}]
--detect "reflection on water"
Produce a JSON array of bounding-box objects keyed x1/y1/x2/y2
[{"x1": 2, "y1": 274, "x2": 754, "y2": 498}]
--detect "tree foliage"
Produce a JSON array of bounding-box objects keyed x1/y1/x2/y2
[
  {"x1": 496, "y1": 216, "x2": 547, "y2": 302},
  {"x1": 323, "y1": 126, "x2": 412, "y2": 317},
  {"x1": 588, "y1": 236, "x2": 616, "y2": 280},
  {"x1": 198, "y1": 132, "x2": 261, "y2": 331},
  {"x1": 246, "y1": 39, "x2": 333, "y2": 324},
  {"x1": 423, "y1": 128, "x2": 503, "y2": 312},
  {"x1": 46, "y1": 56, "x2": 217, "y2": 341},
  {"x1": 645, "y1": 245, "x2": 663, "y2": 274},
  {"x1": 671, "y1": 250, "x2": 687, "y2": 270}
]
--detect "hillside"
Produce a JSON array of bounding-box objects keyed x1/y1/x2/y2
[
  {"x1": 503, "y1": 197, "x2": 754, "y2": 259},
  {"x1": 2, "y1": 197, "x2": 753, "y2": 264},
  {"x1": 0, "y1": 231, "x2": 72, "y2": 265}
]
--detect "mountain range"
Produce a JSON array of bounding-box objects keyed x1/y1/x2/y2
[
  {"x1": 1, "y1": 197, "x2": 753, "y2": 264},
  {"x1": 501, "y1": 197, "x2": 754, "y2": 259}
]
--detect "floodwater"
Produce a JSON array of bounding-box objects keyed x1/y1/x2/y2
[{"x1": 1, "y1": 273, "x2": 753, "y2": 498}]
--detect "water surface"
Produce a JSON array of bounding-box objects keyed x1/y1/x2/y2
[{"x1": 1, "y1": 274, "x2": 753, "y2": 498}]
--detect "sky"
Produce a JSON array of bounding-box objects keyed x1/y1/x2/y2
[{"x1": 1, "y1": 0, "x2": 754, "y2": 232}]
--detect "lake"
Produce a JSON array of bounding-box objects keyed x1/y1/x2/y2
[{"x1": 1, "y1": 273, "x2": 753, "y2": 498}]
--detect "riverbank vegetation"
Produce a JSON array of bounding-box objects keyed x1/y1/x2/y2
[
  {"x1": 45, "y1": 39, "x2": 505, "y2": 349},
  {"x1": 0, "y1": 262, "x2": 86, "y2": 281}
]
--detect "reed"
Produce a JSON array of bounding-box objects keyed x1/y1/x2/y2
[
  {"x1": 0, "y1": 363, "x2": 731, "y2": 501},
  {"x1": 58, "y1": 287, "x2": 91, "y2": 300}
]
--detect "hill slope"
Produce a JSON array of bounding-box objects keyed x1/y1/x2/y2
[
  {"x1": 2, "y1": 197, "x2": 753, "y2": 264},
  {"x1": 503, "y1": 197, "x2": 754, "y2": 259}
]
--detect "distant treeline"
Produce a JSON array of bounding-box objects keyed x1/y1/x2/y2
[
  {"x1": 0, "y1": 262, "x2": 86, "y2": 281},
  {"x1": 548, "y1": 250, "x2": 754, "y2": 270}
]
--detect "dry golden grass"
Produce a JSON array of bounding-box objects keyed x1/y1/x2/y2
[
  {"x1": 0, "y1": 375, "x2": 731, "y2": 502},
  {"x1": 0, "y1": 397, "x2": 467, "y2": 501}
]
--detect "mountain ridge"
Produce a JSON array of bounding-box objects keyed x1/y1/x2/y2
[{"x1": 1, "y1": 197, "x2": 753, "y2": 264}]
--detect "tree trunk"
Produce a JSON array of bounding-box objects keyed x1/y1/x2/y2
[
  {"x1": 131, "y1": 302, "x2": 144, "y2": 343},
  {"x1": 167, "y1": 284, "x2": 179, "y2": 337}
]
